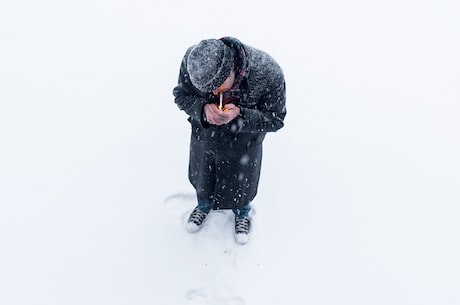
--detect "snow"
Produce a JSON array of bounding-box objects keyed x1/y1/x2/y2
[{"x1": 1, "y1": 0, "x2": 459, "y2": 304}]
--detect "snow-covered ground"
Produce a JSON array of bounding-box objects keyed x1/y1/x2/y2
[{"x1": 1, "y1": 0, "x2": 459, "y2": 304}]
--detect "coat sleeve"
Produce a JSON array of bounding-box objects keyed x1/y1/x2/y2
[
  {"x1": 172, "y1": 53, "x2": 210, "y2": 127},
  {"x1": 235, "y1": 79, "x2": 286, "y2": 134}
]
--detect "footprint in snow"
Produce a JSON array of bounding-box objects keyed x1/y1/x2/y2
[
  {"x1": 185, "y1": 289, "x2": 208, "y2": 305},
  {"x1": 164, "y1": 192, "x2": 196, "y2": 204},
  {"x1": 185, "y1": 289, "x2": 245, "y2": 305}
]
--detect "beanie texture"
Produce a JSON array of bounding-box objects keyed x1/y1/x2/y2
[{"x1": 187, "y1": 39, "x2": 234, "y2": 92}]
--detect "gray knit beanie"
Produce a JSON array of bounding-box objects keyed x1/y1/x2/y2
[{"x1": 187, "y1": 39, "x2": 234, "y2": 92}]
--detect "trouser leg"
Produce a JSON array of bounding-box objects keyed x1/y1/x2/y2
[
  {"x1": 197, "y1": 198, "x2": 213, "y2": 213},
  {"x1": 233, "y1": 204, "x2": 252, "y2": 219}
]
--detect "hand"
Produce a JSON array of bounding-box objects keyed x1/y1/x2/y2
[{"x1": 204, "y1": 103, "x2": 240, "y2": 126}]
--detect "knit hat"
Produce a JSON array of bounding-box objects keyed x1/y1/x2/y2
[{"x1": 187, "y1": 39, "x2": 235, "y2": 92}]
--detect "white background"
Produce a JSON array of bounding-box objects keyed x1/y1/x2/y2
[{"x1": 1, "y1": 0, "x2": 459, "y2": 304}]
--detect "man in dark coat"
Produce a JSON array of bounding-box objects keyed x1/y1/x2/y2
[{"x1": 173, "y1": 37, "x2": 286, "y2": 244}]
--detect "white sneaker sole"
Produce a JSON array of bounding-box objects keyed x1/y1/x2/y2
[
  {"x1": 185, "y1": 222, "x2": 202, "y2": 233},
  {"x1": 235, "y1": 233, "x2": 250, "y2": 244}
]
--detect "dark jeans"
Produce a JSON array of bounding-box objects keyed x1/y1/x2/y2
[{"x1": 198, "y1": 199, "x2": 251, "y2": 219}]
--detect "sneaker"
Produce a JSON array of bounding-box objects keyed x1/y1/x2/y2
[
  {"x1": 234, "y1": 216, "x2": 251, "y2": 244},
  {"x1": 185, "y1": 207, "x2": 209, "y2": 233}
]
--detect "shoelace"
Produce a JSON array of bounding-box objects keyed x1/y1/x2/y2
[
  {"x1": 235, "y1": 217, "x2": 250, "y2": 234},
  {"x1": 189, "y1": 208, "x2": 207, "y2": 225}
]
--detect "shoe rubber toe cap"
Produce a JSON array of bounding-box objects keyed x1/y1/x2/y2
[
  {"x1": 235, "y1": 233, "x2": 250, "y2": 244},
  {"x1": 186, "y1": 222, "x2": 201, "y2": 233}
]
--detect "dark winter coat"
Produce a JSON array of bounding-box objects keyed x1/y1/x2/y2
[{"x1": 173, "y1": 38, "x2": 286, "y2": 209}]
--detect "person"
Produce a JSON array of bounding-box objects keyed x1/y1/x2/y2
[{"x1": 173, "y1": 37, "x2": 286, "y2": 244}]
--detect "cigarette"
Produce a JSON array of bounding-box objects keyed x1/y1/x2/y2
[{"x1": 219, "y1": 92, "x2": 223, "y2": 110}]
